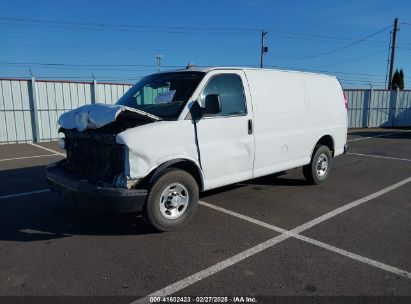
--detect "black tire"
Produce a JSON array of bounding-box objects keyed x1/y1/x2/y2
[
  {"x1": 143, "y1": 168, "x2": 199, "y2": 232},
  {"x1": 303, "y1": 145, "x2": 332, "y2": 185}
]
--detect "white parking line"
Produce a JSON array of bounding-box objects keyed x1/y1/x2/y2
[
  {"x1": 347, "y1": 152, "x2": 411, "y2": 163},
  {"x1": 134, "y1": 234, "x2": 290, "y2": 303},
  {"x1": 294, "y1": 234, "x2": 411, "y2": 279},
  {"x1": 0, "y1": 189, "x2": 50, "y2": 200},
  {"x1": 133, "y1": 176, "x2": 411, "y2": 303},
  {"x1": 347, "y1": 132, "x2": 398, "y2": 142},
  {"x1": 28, "y1": 142, "x2": 65, "y2": 157},
  {"x1": 200, "y1": 201, "x2": 411, "y2": 280},
  {"x1": 0, "y1": 154, "x2": 61, "y2": 162},
  {"x1": 291, "y1": 176, "x2": 411, "y2": 234},
  {"x1": 199, "y1": 201, "x2": 288, "y2": 235}
]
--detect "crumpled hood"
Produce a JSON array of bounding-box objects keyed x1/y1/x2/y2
[{"x1": 58, "y1": 103, "x2": 161, "y2": 131}]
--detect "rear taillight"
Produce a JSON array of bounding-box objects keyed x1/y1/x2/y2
[{"x1": 343, "y1": 92, "x2": 348, "y2": 110}]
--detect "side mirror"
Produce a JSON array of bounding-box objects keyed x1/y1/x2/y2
[{"x1": 203, "y1": 94, "x2": 221, "y2": 115}]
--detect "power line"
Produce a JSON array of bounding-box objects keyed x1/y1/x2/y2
[
  {"x1": 0, "y1": 74, "x2": 386, "y2": 87},
  {"x1": 278, "y1": 25, "x2": 392, "y2": 60},
  {"x1": 0, "y1": 18, "x2": 259, "y2": 36},
  {"x1": 326, "y1": 72, "x2": 386, "y2": 80},
  {"x1": 0, "y1": 60, "x2": 388, "y2": 78},
  {"x1": 0, "y1": 43, "x2": 256, "y2": 54},
  {"x1": 1, "y1": 61, "x2": 151, "y2": 67},
  {"x1": 0, "y1": 76, "x2": 139, "y2": 83},
  {"x1": 0, "y1": 73, "x2": 389, "y2": 88},
  {"x1": 0, "y1": 21, "x2": 260, "y2": 36},
  {"x1": 338, "y1": 77, "x2": 386, "y2": 84},
  {"x1": 0, "y1": 16, "x2": 403, "y2": 48},
  {"x1": 2, "y1": 20, "x2": 398, "y2": 48},
  {"x1": 266, "y1": 64, "x2": 385, "y2": 77},
  {"x1": 264, "y1": 64, "x2": 388, "y2": 86},
  {"x1": 0, "y1": 15, "x2": 405, "y2": 88},
  {"x1": 266, "y1": 33, "x2": 383, "y2": 47},
  {"x1": 0, "y1": 59, "x2": 393, "y2": 87},
  {"x1": 268, "y1": 31, "x2": 388, "y2": 47},
  {"x1": 0, "y1": 73, "x2": 140, "y2": 78},
  {"x1": 265, "y1": 62, "x2": 387, "y2": 81},
  {"x1": 0, "y1": 74, "x2": 141, "y2": 79},
  {"x1": 0, "y1": 61, "x2": 267, "y2": 70},
  {"x1": 0, "y1": 60, "x2": 182, "y2": 68},
  {"x1": 0, "y1": 16, "x2": 260, "y2": 32},
  {"x1": 308, "y1": 49, "x2": 387, "y2": 69},
  {"x1": 339, "y1": 81, "x2": 384, "y2": 86},
  {"x1": 0, "y1": 64, "x2": 159, "y2": 72}
]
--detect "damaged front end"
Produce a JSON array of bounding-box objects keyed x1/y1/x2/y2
[
  {"x1": 60, "y1": 128, "x2": 135, "y2": 189},
  {"x1": 46, "y1": 103, "x2": 160, "y2": 212}
]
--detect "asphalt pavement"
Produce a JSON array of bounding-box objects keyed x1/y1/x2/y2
[{"x1": 0, "y1": 129, "x2": 410, "y2": 304}]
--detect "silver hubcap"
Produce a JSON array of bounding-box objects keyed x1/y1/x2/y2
[
  {"x1": 159, "y1": 183, "x2": 189, "y2": 220},
  {"x1": 316, "y1": 154, "x2": 328, "y2": 177}
]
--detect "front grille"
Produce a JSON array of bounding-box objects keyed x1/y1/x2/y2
[{"x1": 63, "y1": 131, "x2": 126, "y2": 184}]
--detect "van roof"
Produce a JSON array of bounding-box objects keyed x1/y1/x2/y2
[{"x1": 168, "y1": 66, "x2": 336, "y2": 79}]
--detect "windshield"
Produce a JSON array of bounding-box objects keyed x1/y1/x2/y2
[{"x1": 116, "y1": 72, "x2": 205, "y2": 120}]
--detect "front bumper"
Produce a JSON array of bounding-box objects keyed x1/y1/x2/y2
[{"x1": 46, "y1": 162, "x2": 147, "y2": 213}]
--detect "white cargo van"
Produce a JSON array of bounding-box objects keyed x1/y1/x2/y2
[{"x1": 47, "y1": 66, "x2": 348, "y2": 231}]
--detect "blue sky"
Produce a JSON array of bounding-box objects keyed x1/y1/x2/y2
[{"x1": 1, "y1": 0, "x2": 411, "y2": 88}]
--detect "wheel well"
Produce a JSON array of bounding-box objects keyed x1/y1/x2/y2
[
  {"x1": 316, "y1": 135, "x2": 335, "y2": 156},
  {"x1": 140, "y1": 159, "x2": 204, "y2": 191},
  {"x1": 169, "y1": 161, "x2": 204, "y2": 191}
]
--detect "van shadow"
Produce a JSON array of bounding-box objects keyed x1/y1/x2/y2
[
  {"x1": 1, "y1": 166, "x2": 311, "y2": 242},
  {"x1": 200, "y1": 171, "x2": 308, "y2": 198},
  {"x1": 0, "y1": 166, "x2": 158, "y2": 242}
]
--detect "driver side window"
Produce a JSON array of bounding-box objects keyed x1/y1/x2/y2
[{"x1": 200, "y1": 74, "x2": 246, "y2": 116}]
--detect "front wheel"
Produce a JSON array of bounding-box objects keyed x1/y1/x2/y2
[
  {"x1": 303, "y1": 145, "x2": 332, "y2": 185},
  {"x1": 143, "y1": 168, "x2": 199, "y2": 232}
]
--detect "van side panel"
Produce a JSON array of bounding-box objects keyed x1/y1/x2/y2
[
  {"x1": 303, "y1": 75, "x2": 347, "y2": 156},
  {"x1": 245, "y1": 70, "x2": 312, "y2": 177},
  {"x1": 244, "y1": 69, "x2": 347, "y2": 178}
]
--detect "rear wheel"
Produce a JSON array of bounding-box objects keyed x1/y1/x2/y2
[
  {"x1": 303, "y1": 145, "x2": 332, "y2": 185},
  {"x1": 143, "y1": 168, "x2": 199, "y2": 232}
]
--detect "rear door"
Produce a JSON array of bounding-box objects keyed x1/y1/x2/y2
[{"x1": 194, "y1": 70, "x2": 255, "y2": 190}]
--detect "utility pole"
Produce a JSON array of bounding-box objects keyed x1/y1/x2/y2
[
  {"x1": 156, "y1": 54, "x2": 163, "y2": 72},
  {"x1": 260, "y1": 31, "x2": 268, "y2": 68},
  {"x1": 388, "y1": 18, "x2": 399, "y2": 89}
]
